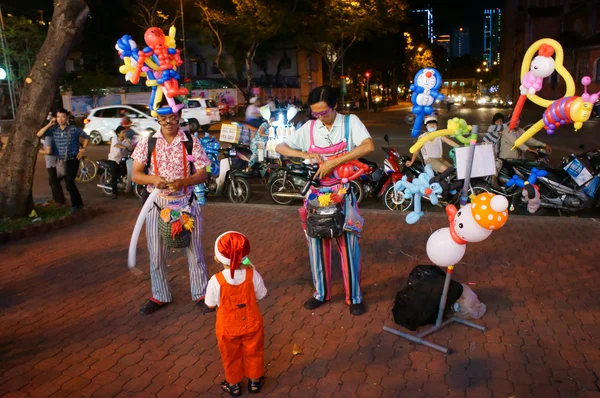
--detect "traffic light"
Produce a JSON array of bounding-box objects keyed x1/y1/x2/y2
[{"x1": 365, "y1": 72, "x2": 371, "y2": 78}]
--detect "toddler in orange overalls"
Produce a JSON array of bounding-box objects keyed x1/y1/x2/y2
[{"x1": 204, "y1": 231, "x2": 267, "y2": 396}]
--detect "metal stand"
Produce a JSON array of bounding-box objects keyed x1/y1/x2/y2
[
  {"x1": 383, "y1": 266, "x2": 486, "y2": 354},
  {"x1": 384, "y1": 126, "x2": 486, "y2": 354}
]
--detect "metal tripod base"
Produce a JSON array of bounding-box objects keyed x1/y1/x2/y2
[{"x1": 383, "y1": 316, "x2": 486, "y2": 354}]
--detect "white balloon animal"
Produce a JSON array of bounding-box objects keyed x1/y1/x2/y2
[{"x1": 426, "y1": 193, "x2": 509, "y2": 267}]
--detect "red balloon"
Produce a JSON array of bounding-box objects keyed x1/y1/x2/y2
[{"x1": 509, "y1": 95, "x2": 527, "y2": 130}]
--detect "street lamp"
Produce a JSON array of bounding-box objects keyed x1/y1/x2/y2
[
  {"x1": 485, "y1": 68, "x2": 489, "y2": 72},
  {"x1": 418, "y1": 47, "x2": 423, "y2": 52},
  {"x1": 483, "y1": 61, "x2": 487, "y2": 66},
  {"x1": 477, "y1": 68, "x2": 481, "y2": 73},
  {"x1": 365, "y1": 72, "x2": 371, "y2": 111}
]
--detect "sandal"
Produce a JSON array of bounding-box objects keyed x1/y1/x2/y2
[
  {"x1": 139, "y1": 299, "x2": 167, "y2": 315},
  {"x1": 220, "y1": 380, "x2": 241, "y2": 397},
  {"x1": 248, "y1": 376, "x2": 265, "y2": 394}
]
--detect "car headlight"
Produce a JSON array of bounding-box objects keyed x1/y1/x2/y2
[{"x1": 508, "y1": 101, "x2": 513, "y2": 105}]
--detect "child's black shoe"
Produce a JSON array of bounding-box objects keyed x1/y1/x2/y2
[
  {"x1": 220, "y1": 380, "x2": 241, "y2": 397},
  {"x1": 248, "y1": 376, "x2": 265, "y2": 394}
]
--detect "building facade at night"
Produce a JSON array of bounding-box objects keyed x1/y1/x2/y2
[
  {"x1": 484, "y1": 8, "x2": 502, "y2": 65},
  {"x1": 437, "y1": 34, "x2": 451, "y2": 56},
  {"x1": 412, "y1": 8, "x2": 436, "y2": 44},
  {"x1": 452, "y1": 27, "x2": 471, "y2": 58}
]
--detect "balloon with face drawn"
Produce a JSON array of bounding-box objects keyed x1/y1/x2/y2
[{"x1": 426, "y1": 193, "x2": 509, "y2": 267}]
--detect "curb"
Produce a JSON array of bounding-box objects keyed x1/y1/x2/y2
[{"x1": 0, "y1": 207, "x2": 105, "y2": 245}]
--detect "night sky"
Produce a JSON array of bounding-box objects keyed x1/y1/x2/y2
[{"x1": 2, "y1": 0, "x2": 503, "y2": 62}]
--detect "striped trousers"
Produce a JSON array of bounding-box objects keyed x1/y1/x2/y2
[
  {"x1": 146, "y1": 196, "x2": 208, "y2": 303},
  {"x1": 305, "y1": 198, "x2": 363, "y2": 305}
]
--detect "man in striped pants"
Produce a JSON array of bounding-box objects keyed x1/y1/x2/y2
[
  {"x1": 276, "y1": 86, "x2": 374, "y2": 316},
  {"x1": 132, "y1": 110, "x2": 211, "y2": 315}
]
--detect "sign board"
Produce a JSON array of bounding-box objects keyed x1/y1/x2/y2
[
  {"x1": 219, "y1": 123, "x2": 251, "y2": 146},
  {"x1": 583, "y1": 176, "x2": 600, "y2": 198},
  {"x1": 564, "y1": 158, "x2": 593, "y2": 186},
  {"x1": 455, "y1": 144, "x2": 497, "y2": 180}
]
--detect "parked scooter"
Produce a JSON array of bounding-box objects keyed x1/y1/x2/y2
[
  {"x1": 268, "y1": 159, "x2": 363, "y2": 205},
  {"x1": 96, "y1": 157, "x2": 145, "y2": 198},
  {"x1": 376, "y1": 134, "x2": 412, "y2": 211},
  {"x1": 471, "y1": 147, "x2": 600, "y2": 213},
  {"x1": 205, "y1": 142, "x2": 254, "y2": 203}
]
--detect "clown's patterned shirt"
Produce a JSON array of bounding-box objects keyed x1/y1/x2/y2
[{"x1": 132, "y1": 130, "x2": 209, "y2": 196}]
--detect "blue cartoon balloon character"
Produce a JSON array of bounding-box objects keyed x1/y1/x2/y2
[
  {"x1": 410, "y1": 68, "x2": 445, "y2": 137},
  {"x1": 393, "y1": 165, "x2": 443, "y2": 224}
]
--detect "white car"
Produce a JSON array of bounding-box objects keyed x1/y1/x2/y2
[
  {"x1": 83, "y1": 104, "x2": 190, "y2": 145},
  {"x1": 84, "y1": 104, "x2": 159, "y2": 145},
  {"x1": 181, "y1": 98, "x2": 220, "y2": 132}
]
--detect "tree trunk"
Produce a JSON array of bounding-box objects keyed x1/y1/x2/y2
[
  {"x1": 0, "y1": 0, "x2": 89, "y2": 218},
  {"x1": 245, "y1": 43, "x2": 259, "y2": 102},
  {"x1": 325, "y1": 60, "x2": 335, "y2": 85}
]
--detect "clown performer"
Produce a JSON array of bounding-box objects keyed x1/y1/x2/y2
[
  {"x1": 276, "y1": 85, "x2": 375, "y2": 316},
  {"x1": 205, "y1": 232, "x2": 267, "y2": 396},
  {"x1": 131, "y1": 98, "x2": 212, "y2": 314}
]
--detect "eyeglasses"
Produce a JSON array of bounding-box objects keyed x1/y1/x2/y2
[
  {"x1": 311, "y1": 108, "x2": 332, "y2": 118},
  {"x1": 157, "y1": 118, "x2": 179, "y2": 126}
]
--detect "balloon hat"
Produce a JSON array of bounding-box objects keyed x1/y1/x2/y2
[{"x1": 115, "y1": 25, "x2": 188, "y2": 117}]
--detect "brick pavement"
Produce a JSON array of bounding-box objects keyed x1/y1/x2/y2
[{"x1": 1, "y1": 201, "x2": 600, "y2": 397}]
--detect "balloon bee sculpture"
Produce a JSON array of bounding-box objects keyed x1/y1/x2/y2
[{"x1": 542, "y1": 77, "x2": 598, "y2": 134}]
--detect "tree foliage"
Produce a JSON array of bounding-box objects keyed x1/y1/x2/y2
[
  {"x1": 0, "y1": 15, "x2": 45, "y2": 98},
  {"x1": 132, "y1": 0, "x2": 180, "y2": 31},
  {"x1": 195, "y1": 0, "x2": 295, "y2": 100},
  {"x1": 298, "y1": 0, "x2": 408, "y2": 85},
  {"x1": 403, "y1": 32, "x2": 435, "y2": 79}
]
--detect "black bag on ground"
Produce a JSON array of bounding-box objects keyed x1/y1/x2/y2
[
  {"x1": 392, "y1": 265, "x2": 463, "y2": 331},
  {"x1": 306, "y1": 204, "x2": 345, "y2": 239}
]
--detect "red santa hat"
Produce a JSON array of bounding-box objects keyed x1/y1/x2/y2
[{"x1": 214, "y1": 231, "x2": 251, "y2": 278}]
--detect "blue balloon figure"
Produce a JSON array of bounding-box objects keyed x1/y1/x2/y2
[
  {"x1": 506, "y1": 167, "x2": 548, "y2": 188},
  {"x1": 410, "y1": 68, "x2": 445, "y2": 137},
  {"x1": 393, "y1": 164, "x2": 444, "y2": 224},
  {"x1": 200, "y1": 133, "x2": 221, "y2": 177}
]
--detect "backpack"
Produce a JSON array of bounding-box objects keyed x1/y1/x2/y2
[{"x1": 146, "y1": 131, "x2": 195, "y2": 172}]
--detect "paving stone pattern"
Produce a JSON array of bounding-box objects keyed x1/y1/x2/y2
[{"x1": 1, "y1": 202, "x2": 600, "y2": 397}]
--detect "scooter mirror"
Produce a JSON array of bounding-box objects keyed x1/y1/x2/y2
[{"x1": 384, "y1": 134, "x2": 390, "y2": 143}]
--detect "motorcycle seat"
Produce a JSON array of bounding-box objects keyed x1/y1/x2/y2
[
  {"x1": 503, "y1": 158, "x2": 552, "y2": 170},
  {"x1": 359, "y1": 157, "x2": 378, "y2": 169},
  {"x1": 97, "y1": 160, "x2": 112, "y2": 168}
]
